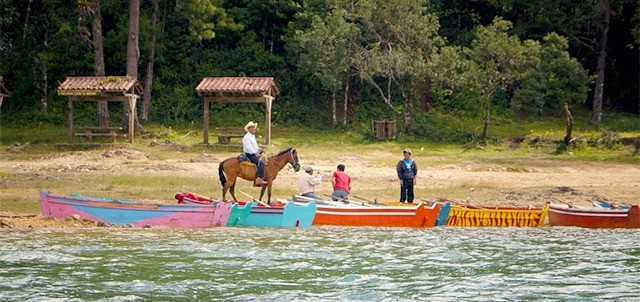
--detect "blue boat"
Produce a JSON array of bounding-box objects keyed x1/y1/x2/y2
[
  {"x1": 434, "y1": 202, "x2": 451, "y2": 226},
  {"x1": 176, "y1": 192, "x2": 317, "y2": 228},
  {"x1": 231, "y1": 201, "x2": 317, "y2": 228}
]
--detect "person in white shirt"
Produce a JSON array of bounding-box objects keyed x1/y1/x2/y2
[
  {"x1": 242, "y1": 121, "x2": 266, "y2": 186},
  {"x1": 298, "y1": 166, "x2": 322, "y2": 200}
]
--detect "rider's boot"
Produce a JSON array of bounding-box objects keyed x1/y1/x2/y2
[{"x1": 253, "y1": 178, "x2": 267, "y2": 187}]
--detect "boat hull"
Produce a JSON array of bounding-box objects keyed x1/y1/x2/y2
[
  {"x1": 548, "y1": 204, "x2": 640, "y2": 228},
  {"x1": 312, "y1": 202, "x2": 441, "y2": 227},
  {"x1": 39, "y1": 190, "x2": 231, "y2": 228},
  {"x1": 239, "y1": 201, "x2": 317, "y2": 228},
  {"x1": 446, "y1": 205, "x2": 549, "y2": 227},
  {"x1": 177, "y1": 192, "x2": 317, "y2": 228}
]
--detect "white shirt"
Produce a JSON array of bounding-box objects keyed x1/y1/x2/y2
[
  {"x1": 298, "y1": 172, "x2": 322, "y2": 195},
  {"x1": 242, "y1": 132, "x2": 260, "y2": 154}
]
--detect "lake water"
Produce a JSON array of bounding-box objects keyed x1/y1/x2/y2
[{"x1": 1, "y1": 226, "x2": 639, "y2": 301}]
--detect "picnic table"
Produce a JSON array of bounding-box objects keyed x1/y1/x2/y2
[
  {"x1": 74, "y1": 127, "x2": 126, "y2": 143},
  {"x1": 217, "y1": 127, "x2": 246, "y2": 144}
]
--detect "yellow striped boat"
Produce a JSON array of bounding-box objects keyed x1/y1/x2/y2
[{"x1": 446, "y1": 204, "x2": 549, "y2": 227}]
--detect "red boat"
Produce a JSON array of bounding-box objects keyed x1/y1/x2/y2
[{"x1": 548, "y1": 203, "x2": 640, "y2": 228}]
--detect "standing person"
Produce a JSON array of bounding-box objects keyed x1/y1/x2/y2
[
  {"x1": 242, "y1": 121, "x2": 266, "y2": 187},
  {"x1": 331, "y1": 164, "x2": 351, "y2": 201},
  {"x1": 396, "y1": 148, "x2": 417, "y2": 203},
  {"x1": 298, "y1": 166, "x2": 323, "y2": 200}
]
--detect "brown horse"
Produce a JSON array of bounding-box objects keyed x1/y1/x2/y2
[{"x1": 218, "y1": 147, "x2": 300, "y2": 204}]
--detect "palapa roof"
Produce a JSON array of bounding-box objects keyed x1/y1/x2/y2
[
  {"x1": 0, "y1": 76, "x2": 10, "y2": 96},
  {"x1": 57, "y1": 76, "x2": 144, "y2": 96},
  {"x1": 195, "y1": 77, "x2": 279, "y2": 97}
]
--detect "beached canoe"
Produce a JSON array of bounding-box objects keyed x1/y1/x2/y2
[
  {"x1": 39, "y1": 190, "x2": 243, "y2": 228},
  {"x1": 292, "y1": 196, "x2": 445, "y2": 228},
  {"x1": 548, "y1": 203, "x2": 640, "y2": 228},
  {"x1": 176, "y1": 192, "x2": 317, "y2": 228},
  {"x1": 446, "y1": 204, "x2": 549, "y2": 227}
]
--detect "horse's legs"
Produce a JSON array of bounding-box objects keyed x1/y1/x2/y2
[
  {"x1": 223, "y1": 178, "x2": 237, "y2": 202},
  {"x1": 229, "y1": 182, "x2": 239, "y2": 202},
  {"x1": 267, "y1": 182, "x2": 274, "y2": 204},
  {"x1": 259, "y1": 182, "x2": 273, "y2": 204},
  {"x1": 259, "y1": 185, "x2": 267, "y2": 203}
]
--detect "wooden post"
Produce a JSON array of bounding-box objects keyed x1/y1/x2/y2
[
  {"x1": 67, "y1": 98, "x2": 73, "y2": 143},
  {"x1": 128, "y1": 96, "x2": 135, "y2": 143},
  {"x1": 203, "y1": 99, "x2": 210, "y2": 144},
  {"x1": 265, "y1": 95, "x2": 273, "y2": 145}
]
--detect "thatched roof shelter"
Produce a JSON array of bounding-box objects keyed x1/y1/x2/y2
[
  {"x1": 57, "y1": 76, "x2": 143, "y2": 143},
  {"x1": 195, "y1": 77, "x2": 279, "y2": 145}
]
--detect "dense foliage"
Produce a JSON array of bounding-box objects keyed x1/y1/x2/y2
[{"x1": 0, "y1": 0, "x2": 638, "y2": 143}]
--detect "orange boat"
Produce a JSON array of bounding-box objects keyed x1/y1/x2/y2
[
  {"x1": 446, "y1": 204, "x2": 549, "y2": 227},
  {"x1": 293, "y1": 196, "x2": 443, "y2": 227}
]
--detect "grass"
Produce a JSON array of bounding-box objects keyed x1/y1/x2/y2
[{"x1": 1, "y1": 110, "x2": 638, "y2": 214}]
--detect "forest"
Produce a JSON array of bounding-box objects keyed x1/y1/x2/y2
[{"x1": 0, "y1": 0, "x2": 639, "y2": 143}]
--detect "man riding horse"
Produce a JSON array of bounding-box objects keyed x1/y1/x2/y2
[
  {"x1": 218, "y1": 147, "x2": 300, "y2": 204},
  {"x1": 242, "y1": 121, "x2": 266, "y2": 187}
]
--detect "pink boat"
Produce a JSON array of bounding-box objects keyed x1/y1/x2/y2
[{"x1": 39, "y1": 190, "x2": 237, "y2": 228}]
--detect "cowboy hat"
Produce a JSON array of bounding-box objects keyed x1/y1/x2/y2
[{"x1": 243, "y1": 121, "x2": 258, "y2": 132}]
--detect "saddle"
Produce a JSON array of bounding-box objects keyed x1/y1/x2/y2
[
  {"x1": 237, "y1": 153, "x2": 249, "y2": 164},
  {"x1": 237, "y1": 153, "x2": 268, "y2": 166}
]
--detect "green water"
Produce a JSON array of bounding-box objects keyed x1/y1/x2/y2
[{"x1": 1, "y1": 226, "x2": 639, "y2": 301}]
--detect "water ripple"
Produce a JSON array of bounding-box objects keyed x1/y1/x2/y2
[{"x1": 1, "y1": 227, "x2": 639, "y2": 301}]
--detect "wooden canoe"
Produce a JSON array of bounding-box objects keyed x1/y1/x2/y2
[
  {"x1": 292, "y1": 196, "x2": 443, "y2": 228},
  {"x1": 548, "y1": 203, "x2": 640, "y2": 228},
  {"x1": 39, "y1": 190, "x2": 241, "y2": 228},
  {"x1": 176, "y1": 192, "x2": 317, "y2": 228},
  {"x1": 446, "y1": 204, "x2": 549, "y2": 227}
]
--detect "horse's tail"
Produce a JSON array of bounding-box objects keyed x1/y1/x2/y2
[{"x1": 218, "y1": 160, "x2": 227, "y2": 187}]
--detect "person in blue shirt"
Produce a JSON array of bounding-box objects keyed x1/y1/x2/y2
[{"x1": 396, "y1": 148, "x2": 418, "y2": 203}]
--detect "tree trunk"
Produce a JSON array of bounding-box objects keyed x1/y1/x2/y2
[
  {"x1": 590, "y1": 0, "x2": 611, "y2": 124},
  {"x1": 22, "y1": 0, "x2": 33, "y2": 40},
  {"x1": 331, "y1": 92, "x2": 337, "y2": 126},
  {"x1": 125, "y1": 0, "x2": 142, "y2": 130},
  {"x1": 481, "y1": 93, "x2": 492, "y2": 143},
  {"x1": 36, "y1": 30, "x2": 48, "y2": 113},
  {"x1": 126, "y1": 0, "x2": 140, "y2": 78},
  {"x1": 403, "y1": 100, "x2": 412, "y2": 135},
  {"x1": 39, "y1": 61, "x2": 48, "y2": 113},
  {"x1": 563, "y1": 102, "x2": 574, "y2": 145},
  {"x1": 342, "y1": 81, "x2": 348, "y2": 125},
  {"x1": 91, "y1": 0, "x2": 109, "y2": 127},
  {"x1": 142, "y1": 0, "x2": 158, "y2": 121}
]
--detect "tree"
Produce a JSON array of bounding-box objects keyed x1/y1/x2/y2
[
  {"x1": 294, "y1": 9, "x2": 359, "y2": 125},
  {"x1": 511, "y1": 33, "x2": 591, "y2": 115},
  {"x1": 77, "y1": 0, "x2": 110, "y2": 127},
  {"x1": 141, "y1": 0, "x2": 158, "y2": 121},
  {"x1": 347, "y1": 0, "x2": 443, "y2": 133},
  {"x1": 123, "y1": 0, "x2": 141, "y2": 131},
  {"x1": 464, "y1": 18, "x2": 528, "y2": 142},
  {"x1": 590, "y1": 0, "x2": 611, "y2": 124},
  {"x1": 177, "y1": 0, "x2": 242, "y2": 42}
]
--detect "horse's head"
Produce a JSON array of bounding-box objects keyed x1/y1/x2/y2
[{"x1": 290, "y1": 148, "x2": 301, "y2": 172}]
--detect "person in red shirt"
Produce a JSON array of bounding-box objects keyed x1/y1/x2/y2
[{"x1": 331, "y1": 164, "x2": 351, "y2": 201}]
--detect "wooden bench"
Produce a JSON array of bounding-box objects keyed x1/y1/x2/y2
[
  {"x1": 216, "y1": 127, "x2": 245, "y2": 144},
  {"x1": 75, "y1": 127, "x2": 126, "y2": 143}
]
